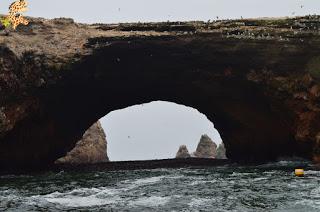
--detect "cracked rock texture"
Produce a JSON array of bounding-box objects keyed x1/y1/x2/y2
[
  {"x1": 193, "y1": 135, "x2": 217, "y2": 158},
  {"x1": 175, "y1": 145, "x2": 191, "y2": 158},
  {"x1": 55, "y1": 121, "x2": 109, "y2": 165}
]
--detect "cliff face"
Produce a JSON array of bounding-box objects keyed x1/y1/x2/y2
[
  {"x1": 176, "y1": 145, "x2": 191, "y2": 158},
  {"x1": 193, "y1": 135, "x2": 217, "y2": 158},
  {"x1": 216, "y1": 143, "x2": 227, "y2": 159},
  {"x1": 55, "y1": 121, "x2": 109, "y2": 165},
  {"x1": 0, "y1": 16, "x2": 320, "y2": 170}
]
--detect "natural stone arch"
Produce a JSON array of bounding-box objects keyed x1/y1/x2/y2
[{"x1": 0, "y1": 17, "x2": 320, "y2": 171}]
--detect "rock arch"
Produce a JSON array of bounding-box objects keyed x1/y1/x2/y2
[{"x1": 0, "y1": 17, "x2": 320, "y2": 171}]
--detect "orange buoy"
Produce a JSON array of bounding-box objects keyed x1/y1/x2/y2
[{"x1": 295, "y1": 169, "x2": 304, "y2": 177}]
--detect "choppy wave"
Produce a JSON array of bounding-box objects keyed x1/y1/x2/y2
[
  {"x1": 29, "y1": 187, "x2": 123, "y2": 207},
  {"x1": 1, "y1": 161, "x2": 320, "y2": 211},
  {"x1": 130, "y1": 196, "x2": 171, "y2": 207}
]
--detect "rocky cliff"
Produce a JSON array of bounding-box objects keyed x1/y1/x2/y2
[
  {"x1": 55, "y1": 121, "x2": 109, "y2": 164},
  {"x1": 176, "y1": 145, "x2": 191, "y2": 158},
  {"x1": 193, "y1": 135, "x2": 217, "y2": 158},
  {"x1": 216, "y1": 143, "x2": 227, "y2": 159},
  {"x1": 0, "y1": 15, "x2": 320, "y2": 170}
]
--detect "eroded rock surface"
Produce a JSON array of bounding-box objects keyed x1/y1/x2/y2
[
  {"x1": 216, "y1": 143, "x2": 227, "y2": 159},
  {"x1": 55, "y1": 121, "x2": 109, "y2": 165},
  {"x1": 176, "y1": 145, "x2": 191, "y2": 158},
  {"x1": 0, "y1": 16, "x2": 320, "y2": 170},
  {"x1": 193, "y1": 135, "x2": 217, "y2": 158}
]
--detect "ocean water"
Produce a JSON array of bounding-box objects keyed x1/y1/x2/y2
[{"x1": 0, "y1": 161, "x2": 320, "y2": 211}]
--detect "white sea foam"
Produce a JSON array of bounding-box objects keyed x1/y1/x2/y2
[
  {"x1": 263, "y1": 171, "x2": 277, "y2": 174},
  {"x1": 120, "y1": 176, "x2": 165, "y2": 190},
  {"x1": 166, "y1": 174, "x2": 184, "y2": 179},
  {"x1": 230, "y1": 172, "x2": 252, "y2": 176},
  {"x1": 187, "y1": 197, "x2": 211, "y2": 207},
  {"x1": 41, "y1": 195, "x2": 111, "y2": 207},
  {"x1": 28, "y1": 187, "x2": 122, "y2": 207},
  {"x1": 0, "y1": 189, "x2": 21, "y2": 202},
  {"x1": 0, "y1": 192, "x2": 21, "y2": 203},
  {"x1": 252, "y1": 177, "x2": 268, "y2": 182},
  {"x1": 130, "y1": 196, "x2": 170, "y2": 207},
  {"x1": 294, "y1": 187, "x2": 320, "y2": 210},
  {"x1": 131, "y1": 176, "x2": 164, "y2": 184},
  {"x1": 310, "y1": 187, "x2": 320, "y2": 198},
  {"x1": 190, "y1": 180, "x2": 206, "y2": 185},
  {"x1": 295, "y1": 199, "x2": 320, "y2": 210},
  {"x1": 304, "y1": 170, "x2": 320, "y2": 176}
]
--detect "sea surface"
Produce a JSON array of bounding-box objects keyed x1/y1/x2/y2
[{"x1": 0, "y1": 160, "x2": 320, "y2": 211}]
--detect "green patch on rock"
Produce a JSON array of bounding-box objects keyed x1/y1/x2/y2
[{"x1": 306, "y1": 56, "x2": 320, "y2": 80}]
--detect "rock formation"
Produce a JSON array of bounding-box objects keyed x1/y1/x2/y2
[
  {"x1": 175, "y1": 145, "x2": 191, "y2": 158},
  {"x1": 0, "y1": 16, "x2": 320, "y2": 171},
  {"x1": 55, "y1": 121, "x2": 109, "y2": 165},
  {"x1": 216, "y1": 143, "x2": 227, "y2": 159},
  {"x1": 313, "y1": 133, "x2": 320, "y2": 163},
  {"x1": 193, "y1": 135, "x2": 217, "y2": 158}
]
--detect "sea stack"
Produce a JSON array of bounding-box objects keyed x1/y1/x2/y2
[
  {"x1": 176, "y1": 145, "x2": 191, "y2": 158},
  {"x1": 55, "y1": 121, "x2": 109, "y2": 164},
  {"x1": 216, "y1": 143, "x2": 227, "y2": 159},
  {"x1": 193, "y1": 134, "x2": 217, "y2": 158}
]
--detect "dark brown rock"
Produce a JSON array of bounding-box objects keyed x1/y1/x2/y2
[
  {"x1": 0, "y1": 16, "x2": 320, "y2": 171},
  {"x1": 313, "y1": 133, "x2": 320, "y2": 163},
  {"x1": 55, "y1": 121, "x2": 109, "y2": 165},
  {"x1": 310, "y1": 85, "x2": 320, "y2": 98}
]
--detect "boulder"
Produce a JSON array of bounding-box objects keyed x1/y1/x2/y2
[
  {"x1": 55, "y1": 121, "x2": 109, "y2": 164},
  {"x1": 175, "y1": 145, "x2": 191, "y2": 158},
  {"x1": 193, "y1": 134, "x2": 217, "y2": 158},
  {"x1": 216, "y1": 143, "x2": 227, "y2": 159}
]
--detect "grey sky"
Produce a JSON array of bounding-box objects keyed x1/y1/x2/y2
[
  {"x1": 1, "y1": 1, "x2": 319, "y2": 161},
  {"x1": 0, "y1": 0, "x2": 319, "y2": 23},
  {"x1": 100, "y1": 102, "x2": 221, "y2": 161}
]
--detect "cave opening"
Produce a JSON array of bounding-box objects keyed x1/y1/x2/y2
[{"x1": 99, "y1": 101, "x2": 223, "y2": 161}]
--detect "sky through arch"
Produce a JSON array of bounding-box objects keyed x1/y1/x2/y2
[{"x1": 100, "y1": 101, "x2": 222, "y2": 161}]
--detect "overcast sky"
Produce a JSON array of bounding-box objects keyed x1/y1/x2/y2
[
  {"x1": 1, "y1": 0, "x2": 319, "y2": 161},
  {"x1": 0, "y1": 0, "x2": 319, "y2": 23},
  {"x1": 101, "y1": 102, "x2": 221, "y2": 161}
]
